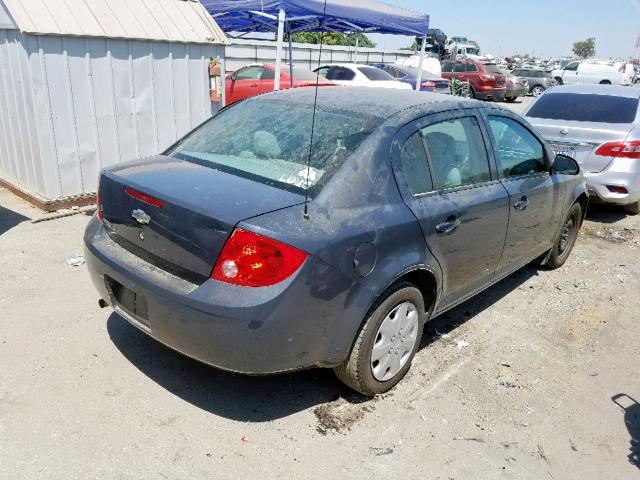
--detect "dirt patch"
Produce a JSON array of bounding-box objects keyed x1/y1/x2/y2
[
  {"x1": 580, "y1": 224, "x2": 639, "y2": 244},
  {"x1": 313, "y1": 393, "x2": 377, "y2": 435}
]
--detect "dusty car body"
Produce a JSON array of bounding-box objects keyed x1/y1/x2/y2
[{"x1": 86, "y1": 88, "x2": 587, "y2": 395}]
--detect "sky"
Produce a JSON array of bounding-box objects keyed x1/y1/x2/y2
[{"x1": 370, "y1": 0, "x2": 640, "y2": 59}]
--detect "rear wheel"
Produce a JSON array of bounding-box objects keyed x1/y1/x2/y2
[
  {"x1": 624, "y1": 201, "x2": 640, "y2": 215},
  {"x1": 505, "y1": 97, "x2": 517, "y2": 103},
  {"x1": 531, "y1": 85, "x2": 545, "y2": 97},
  {"x1": 554, "y1": 77, "x2": 563, "y2": 85},
  {"x1": 334, "y1": 282, "x2": 425, "y2": 396},
  {"x1": 540, "y1": 203, "x2": 582, "y2": 270}
]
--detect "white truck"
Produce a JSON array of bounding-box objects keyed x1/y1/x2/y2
[{"x1": 552, "y1": 60, "x2": 635, "y2": 86}]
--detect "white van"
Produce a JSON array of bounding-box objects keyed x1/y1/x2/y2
[{"x1": 552, "y1": 61, "x2": 634, "y2": 86}]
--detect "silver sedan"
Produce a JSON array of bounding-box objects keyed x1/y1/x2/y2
[{"x1": 525, "y1": 85, "x2": 640, "y2": 214}]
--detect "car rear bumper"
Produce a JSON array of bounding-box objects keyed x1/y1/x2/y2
[
  {"x1": 584, "y1": 159, "x2": 640, "y2": 206},
  {"x1": 475, "y1": 87, "x2": 506, "y2": 101},
  {"x1": 506, "y1": 87, "x2": 527, "y2": 98},
  {"x1": 84, "y1": 217, "x2": 361, "y2": 374}
]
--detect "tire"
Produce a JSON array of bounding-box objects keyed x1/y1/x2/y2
[
  {"x1": 554, "y1": 77, "x2": 563, "y2": 85},
  {"x1": 505, "y1": 97, "x2": 517, "y2": 103},
  {"x1": 624, "y1": 201, "x2": 640, "y2": 215},
  {"x1": 599, "y1": 80, "x2": 611, "y2": 85},
  {"x1": 334, "y1": 282, "x2": 426, "y2": 396},
  {"x1": 531, "y1": 85, "x2": 545, "y2": 97},
  {"x1": 540, "y1": 203, "x2": 582, "y2": 270}
]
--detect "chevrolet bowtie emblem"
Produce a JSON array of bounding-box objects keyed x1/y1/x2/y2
[{"x1": 132, "y1": 209, "x2": 151, "y2": 225}]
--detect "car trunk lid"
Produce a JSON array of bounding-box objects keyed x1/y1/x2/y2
[
  {"x1": 99, "y1": 156, "x2": 304, "y2": 280},
  {"x1": 529, "y1": 120, "x2": 634, "y2": 173}
]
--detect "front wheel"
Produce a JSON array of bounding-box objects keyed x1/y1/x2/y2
[
  {"x1": 334, "y1": 282, "x2": 425, "y2": 396},
  {"x1": 540, "y1": 203, "x2": 582, "y2": 270},
  {"x1": 531, "y1": 85, "x2": 545, "y2": 97}
]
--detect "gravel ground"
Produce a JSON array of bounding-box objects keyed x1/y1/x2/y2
[{"x1": 1, "y1": 96, "x2": 639, "y2": 479}]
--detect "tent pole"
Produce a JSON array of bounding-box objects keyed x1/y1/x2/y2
[
  {"x1": 415, "y1": 34, "x2": 427, "y2": 91},
  {"x1": 288, "y1": 27, "x2": 294, "y2": 88},
  {"x1": 354, "y1": 36, "x2": 359, "y2": 63},
  {"x1": 274, "y1": 7, "x2": 286, "y2": 91}
]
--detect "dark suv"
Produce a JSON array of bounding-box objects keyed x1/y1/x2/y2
[{"x1": 442, "y1": 60, "x2": 506, "y2": 101}]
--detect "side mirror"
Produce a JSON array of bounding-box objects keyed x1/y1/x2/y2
[{"x1": 551, "y1": 154, "x2": 580, "y2": 175}]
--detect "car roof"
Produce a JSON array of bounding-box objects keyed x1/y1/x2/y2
[
  {"x1": 254, "y1": 86, "x2": 480, "y2": 120},
  {"x1": 545, "y1": 84, "x2": 640, "y2": 98}
]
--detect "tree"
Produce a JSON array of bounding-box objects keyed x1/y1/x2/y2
[
  {"x1": 290, "y1": 32, "x2": 375, "y2": 48},
  {"x1": 573, "y1": 38, "x2": 596, "y2": 59}
]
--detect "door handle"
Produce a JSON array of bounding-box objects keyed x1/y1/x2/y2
[
  {"x1": 250, "y1": 82, "x2": 258, "y2": 87},
  {"x1": 514, "y1": 196, "x2": 529, "y2": 211},
  {"x1": 435, "y1": 216, "x2": 461, "y2": 235}
]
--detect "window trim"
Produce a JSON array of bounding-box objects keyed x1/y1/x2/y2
[{"x1": 483, "y1": 112, "x2": 551, "y2": 180}]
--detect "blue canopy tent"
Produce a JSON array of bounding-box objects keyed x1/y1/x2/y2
[{"x1": 201, "y1": 0, "x2": 429, "y2": 92}]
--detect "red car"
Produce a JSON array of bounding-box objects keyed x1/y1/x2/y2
[
  {"x1": 225, "y1": 64, "x2": 334, "y2": 103},
  {"x1": 441, "y1": 60, "x2": 506, "y2": 101}
]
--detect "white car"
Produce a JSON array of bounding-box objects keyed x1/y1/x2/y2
[
  {"x1": 552, "y1": 60, "x2": 634, "y2": 86},
  {"x1": 314, "y1": 64, "x2": 412, "y2": 90}
]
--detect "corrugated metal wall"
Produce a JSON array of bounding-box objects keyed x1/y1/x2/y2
[
  {"x1": 0, "y1": 30, "x2": 223, "y2": 200},
  {"x1": 225, "y1": 38, "x2": 413, "y2": 71}
]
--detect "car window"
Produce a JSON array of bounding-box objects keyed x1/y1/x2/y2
[
  {"x1": 324, "y1": 67, "x2": 356, "y2": 81},
  {"x1": 441, "y1": 62, "x2": 453, "y2": 73},
  {"x1": 564, "y1": 62, "x2": 579, "y2": 71},
  {"x1": 466, "y1": 63, "x2": 478, "y2": 73},
  {"x1": 401, "y1": 133, "x2": 433, "y2": 195},
  {"x1": 483, "y1": 64, "x2": 501, "y2": 74},
  {"x1": 358, "y1": 67, "x2": 395, "y2": 81},
  {"x1": 421, "y1": 117, "x2": 491, "y2": 190},
  {"x1": 173, "y1": 98, "x2": 382, "y2": 195},
  {"x1": 512, "y1": 69, "x2": 526, "y2": 76},
  {"x1": 488, "y1": 116, "x2": 546, "y2": 178},
  {"x1": 526, "y1": 93, "x2": 639, "y2": 124},
  {"x1": 261, "y1": 68, "x2": 275, "y2": 80},
  {"x1": 453, "y1": 63, "x2": 466, "y2": 73},
  {"x1": 235, "y1": 66, "x2": 263, "y2": 81}
]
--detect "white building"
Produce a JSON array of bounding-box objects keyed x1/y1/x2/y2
[{"x1": 0, "y1": 0, "x2": 227, "y2": 209}]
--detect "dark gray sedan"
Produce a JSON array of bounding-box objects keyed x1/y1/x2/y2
[{"x1": 86, "y1": 88, "x2": 587, "y2": 395}]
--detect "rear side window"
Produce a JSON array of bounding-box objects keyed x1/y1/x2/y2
[
  {"x1": 320, "y1": 67, "x2": 356, "y2": 81},
  {"x1": 527, "y1": 93, "x2": 639, "y2": 123},
  {"x1": 488, "y1": 116, "x2": 546, "y2": 177},
  {"x1": 441, "y1": 62, "x2": 453, "y2": 73},
  {"x1": 422, "y1": 117, "x2": 491, "y2": 189},
  {"x1": 358, "y1": 67, "x2": 394, "y2": 81},
  {"x1": 400, "y1": 133, "x2": 433, "y2": 195},
  {"x1": 466, "y1": 63, "x2": 478, "y2": 72},
  {"x1": 512, "y1": 69, "x2": 527, "y2": 76},
  {"x1": 453, "y1": 63, "x2": 466, "y2": 73}
]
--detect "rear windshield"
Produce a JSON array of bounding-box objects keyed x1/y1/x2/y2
[
  {"x1": 483, "y1": 64, "x2": 502, "y2": 74},
  {"x1": 171, "y1": 99, "x2": 381, "y2": 194},
  {"x1": 527, "y1": 93, "x2": 639, "y2": 124},
  {"x1": 358, "y1": 66, "x2": 395, "y2": 81}
]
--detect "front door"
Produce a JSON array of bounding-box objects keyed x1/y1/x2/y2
[
  {"x1": 395, "y1": 111, "x2": 510, "y2": 309},
  {"x1": 227, "y1": 66, "x2": 263, "y2": 103},
  {"x1": 484, "y1": 114, "x2": 563, "y2": 272}
]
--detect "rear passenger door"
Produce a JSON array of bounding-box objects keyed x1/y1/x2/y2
[
  {"x1": 483, "y1": 113, "x2": 563, "y2": 272},
  {"x1": 393, "y1": 110, "x2": 510, "y2": 309}
]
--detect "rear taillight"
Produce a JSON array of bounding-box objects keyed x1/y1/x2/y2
[
  {"x1": 421, "y1": 81, "x2": 437, "y2": 88},
  {"x1": 212, "y1": 229, "x2": 308, "y2": 287},
  {"x1": 479, "y1": 74, "x2": 495, "y2": 81},
  {"x1": 607, "y1": 185, "x2": 629, "y2": 194},
  {"x1": 595, "y1": 141, "x2": 640, "y2": 159},
  {"x1": 125, "y1": 187, "x2": 164, "y2": 208}
]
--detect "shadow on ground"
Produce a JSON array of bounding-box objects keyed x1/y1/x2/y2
[
  {"x1": 0, "y1": 205, "x2": 28, "y2": 235},
  {"x1": 612, "y1": 394, "x2": 640, "y2": 469},
  {"x1": 108, "y1": 265, "x2": 538, "y2": 421},
  {"x1": 586, "y1": 203, "x2": 629, "y2": 224}
]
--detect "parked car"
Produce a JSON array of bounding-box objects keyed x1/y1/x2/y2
[
  {"x1": 525, "y1": 85, "x2": 640, "y2": 214},
  {"x1": 314, "y1": 64, "x2": 412, "y2": 90},
  {"x1": 441, "y1": 60, "x2": 507, "y2": 101},
  {"x1": 511, "y1": 68, "x2": 556, "y2": 97},
  {"x1": 371, "y1": 63, "x2": 450, "y2": 94},
  {"x1": 225, "y1": 63, "x2": 333, "y2": 103},
  {"x1": 87, "y1": 87, "x2": 587, "y2": 396},
  {"x1": 504, "y1": 73, "x2": 528, "y2": 102},
  {"x1": 552, "y1": 61, "x2": 634, "y2": 86}
]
